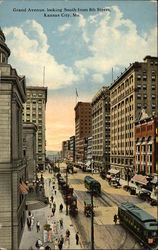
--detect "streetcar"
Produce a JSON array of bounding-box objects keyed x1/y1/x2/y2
[
  {"x1": 84, "y1": 176, "x2": 101, "y2": 194},
  {"x1": 118, "y1": 202, "x2": 158, "y2": 247}
]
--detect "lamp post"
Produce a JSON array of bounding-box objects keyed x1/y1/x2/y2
[
  {"x1": 66, "y1": 165, "x2": 68, "y2": 216},
  {"x1": 91, "y1": 184, "x2": 94, "y2": 250}
]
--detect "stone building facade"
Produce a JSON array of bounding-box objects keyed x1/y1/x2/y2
[
  {"x1": 109, "y1": 56, "x2": 158, "y2": 178},
  {"x1": 23, "y1": 86, "x2": 47, "y2": 170},
  {"x1": 0, "y1": 28, "x2": 27, "y2": 249},
  {"x1": 74, "y1": 102, "x2": 91, "y2": 162},
  {"x1": 23, "y1": 122, "x2": 37, "y2": 181},
  {"x1": 92, "y1": 87, "x2": 110, "y2": 171}
]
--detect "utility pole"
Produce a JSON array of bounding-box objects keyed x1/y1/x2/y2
[
  {"x1": 66, "y1": 166, "x2": 68, "y2": 216},
  {"x1": 91, "y1": 185, "x2": 94, "y2": 250}
]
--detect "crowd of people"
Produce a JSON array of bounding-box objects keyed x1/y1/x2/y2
[{"x1": 26, "y1": 175, "x2": 80, "y2": 250}]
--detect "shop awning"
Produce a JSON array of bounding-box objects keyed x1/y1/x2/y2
[
  {"x1": 19, "y1": 183, "x2": 28, "y2": 195},
  {"x1": 22, "y1": 181, "x2": 29, "y2": 191},
  {"x1": 131, "y1": 174, "x2": 148, "y2": 186},
  {"x1": 108, "y1": 169, "x2": 120, "y2": 175}
]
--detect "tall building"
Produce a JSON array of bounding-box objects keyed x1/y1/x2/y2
[
  {"x1": 0, "y1": 28, "x2": 27, "y2": 249},
  {"x1": 69, "y1": 136, "x2": 75, "y2": 162},
  {"x1": 135, "y1": 110, "x2": 158, "y2": 176},
  {"x1": 23, "y1": 86, "x2": 47, "y2": 170},
  {"x1": 62, "y1": 140, "x2": 70, "y2": 160},
  {"x1": 109, "y1": 56, "x2": 158, "y2": 178},
  {"x1": 74, "y1": 102, "x2": 91, "y2": 162},
  {"x1": 92, "y1": 87, "x2": 110, "y2": 171},
  {"x1": 23, "y1": 122, "x2": 37, "y2": 181}
]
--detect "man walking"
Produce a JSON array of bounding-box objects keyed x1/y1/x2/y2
[
  {"x1": 75, "y1": 232, "x2": 79, "y2": 245},
  {"x1": 36, "y1": 220, "x2": 40, "y2": 232},
  {"x1": 52, "y1": 206, "x2": 56, "y2": 216}
]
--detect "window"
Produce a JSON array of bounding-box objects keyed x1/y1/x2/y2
[
  {"x1": 137, "y1": 94, "x2": 141, "y2": 99},
  {"x1": 137, "y1": 75, "x2": 141, "y2": 80},
  {"x1": 152, "y1": 85, "x2": 156, "y2": 90},
  {"x1": 152, "y1": 75, "x2": 156, "y2": 81},
  {"x1": 152, "y1": 95, "x2": 155, "y2": 99},
  {"x1": 137, "y1": 84, "x2": 141, "y2": 89},
  {"x1": 143, "y1": 75, "x2": 147, "y2": 81},
  {"x1": 137, "y1": 104, "x2": 141, "y2": 108},
  {"x1": 143, "y1": 85, "x2": 147, "y2": 90},
  {"x1": 152, "y1": 104, "x2": 156, "y2": 109},
  {"x1": 143, "y1": 94, "x2": 147, "y2": 99}
]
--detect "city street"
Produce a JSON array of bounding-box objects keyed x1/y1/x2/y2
[{"x1": 59, "y1": 162, "x2": 157, "y2": 250}]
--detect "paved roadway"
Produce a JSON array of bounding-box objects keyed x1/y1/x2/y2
[{"x1": 60, "y1": 162, "x2": 157, "y2": 250}]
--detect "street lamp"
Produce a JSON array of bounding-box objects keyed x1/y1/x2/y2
[
  {"x1": 66, "y1": 165, "x2": 69, "y2": 216},
  {"x1": 91, "y1": 184, "x2": 94, "y2": 250}
]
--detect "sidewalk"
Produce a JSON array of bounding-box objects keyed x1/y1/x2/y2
[{"x1": 19, "y1": 171, "x2": 82, "y2": 250}]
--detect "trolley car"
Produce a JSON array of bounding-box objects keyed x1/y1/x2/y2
[
  {"x1": 84, "y1": 176, "x2": 101, "y2": 194},
  {"x1": 118, "y1": 202, "x2": 158, "y2": 247}
]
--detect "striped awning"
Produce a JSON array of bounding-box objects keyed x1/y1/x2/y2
[
  {"x1": 19, "y1": 183, "x2": 28, "y2": 195},
  {"x1": 22, "y1": 181, "x2": 29, "y2": 191}
]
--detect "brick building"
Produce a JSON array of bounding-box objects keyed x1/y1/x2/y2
[
  {"x1": 74, "y1": 102, "x2": 91, "y2": 162},
  {"x1": 135, "y1": 110, "x2": 158, "y2": 176}
]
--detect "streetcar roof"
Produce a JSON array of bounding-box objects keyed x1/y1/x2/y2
[{"x1": 119, "y1": 203, "x2": 157, "y2": 230}]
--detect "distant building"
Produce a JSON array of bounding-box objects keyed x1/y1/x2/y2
[
  {"x1": 69, "y1": 136, "x2": 75, "y2": 162},
  {"x1": 0, "y1": 28, "x2": 27, "y2": 249},
  {"x1": 135, "y1": 110, "x2": 158, "y2": 176},
  {"x1": 23, "y1": 86, "x2": 47, "y2": 170},
  {"x1": 92, "y1": 87, "x2": 110, "y2": 171},
  {"x1": 109, "y1": 56, "x2": 158, "y2": 178},
  {"x1": 23, "y1": 122, "x2": 37, "y2": 181},
  {"x1": 62, "y1": 140, "x2": 70, "y2": 160},
  {"x1": 74, "y1": 102, "x2": 91, "y2": 162}
]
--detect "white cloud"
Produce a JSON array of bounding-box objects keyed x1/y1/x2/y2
[
  {"x1": 4, "y1": 20, "x2": 78, "y2": 89},
  {"x1": 58, "y1": 23, "x2": 71, "y2": 32},
  {"x1": 75, "y1": 6, "x2": 157, "y2": 79},
  {"x1": 0, "y1": 0, "x2": 3, "y2": 5}
]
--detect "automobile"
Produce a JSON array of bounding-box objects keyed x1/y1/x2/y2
[
  {"x1": 84, "y1": 200, "x2": 92, "y2": 217},
  {"x1": 150, "y1": 198, "x2": 158, "y2": 206},
  {"x1": 100, "y1": 171, "x2": 106, "y2": 179},
  {"x1": 138, "y1": 188, "x2": 151, "y2": 201}
]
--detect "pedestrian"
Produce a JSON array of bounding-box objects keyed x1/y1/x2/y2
[
  {"x1": 58, "y1": 237, "x2": 63, "y2": 250},
  {"x1": 59, "y1": 203, "x2": 63, "y2": 212},
  {"x1": 113, "y1": 214, "x2": 117, "y2": 224},
  {"x1": 52, "y1": 206, "x2": 56, "y2": 216},
  {"x1": 35, "y1": 239, "x2": 42, "y2": 250},
  {"x1": 53, "y1": 202, "x2": 56, "y2": 209},
  {"x1": 59, "y1": 218, "x2": 63, "y2": 229},
  {"x1": 27, "y1": 217, "x2": 31, "y2": 231},
  {"x1": 54, "y1": 238, "x2": 58, "y2": 250},
  {"x1": 55, "y1": 190, "x2": 57, "y2": 195},
  {"x1": 75, "y1": 232, "x2": 79, "y2": 245},
  {"x1": 53, "y1": 185, "x2": 55, "y2": 190},
  {"x1": 36, "y1": 220, "x2": 40, "y2": 232},
  {"x1": 51, "y1": 195, "x2": 54, "y2": 203},
  {"x1": 66, "y1": 229, "x2": 70, "y2": 247}
]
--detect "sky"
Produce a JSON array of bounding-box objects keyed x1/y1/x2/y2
[{"x1": 0, "y1": 0, "x2": 157, "y2": 151}]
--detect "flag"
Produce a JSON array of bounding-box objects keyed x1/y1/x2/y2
[{"x1": 76, "y1": 88, "x2": 79, "y2": 98}]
